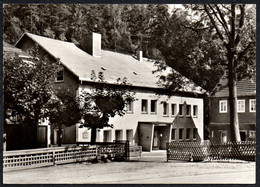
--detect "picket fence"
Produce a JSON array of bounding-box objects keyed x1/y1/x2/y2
[
  {"x1": 167, "y1": 141, "x2": 256, "y2": 162},
  {"x1": 3, "y1": 144, "x2": 142, "y2": 171}
]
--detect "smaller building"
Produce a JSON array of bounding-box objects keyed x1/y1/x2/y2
[{"x1": 209, "y1": 76, "x2": 256, "y2": 142}]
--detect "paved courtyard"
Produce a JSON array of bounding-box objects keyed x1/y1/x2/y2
[{"x1": 3, "y1": 151, "x2": 256, "y2": 184}]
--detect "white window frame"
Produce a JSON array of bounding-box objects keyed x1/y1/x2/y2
[
  {"x1": 249, "y1": 130, "x2": 256, "y2": 139},
  {"x1": 237, "y1": 99, "x2": 245, "y2": 113},
  {"x1": 219, "y1": 130, "x2": 228, "y2": 143},
  {"x1": 126, "y1": 129, "x2": 134, "y2": 145},
  {"x1": 193, "y1": 105, "x2": 198, "y2": 117},
  {"x1": 219, "y1": 100, "x2": 227, "y2": 113},
  {"x1": 249, "y1": 99, "x2": 256, "y2": 112},
  {"x1": 193, "y1": 128, "x2": 197, "y2": 140},
  {"x1": 126, "y1": 100, "x2": 133, "y2": 113},
  {"x1": 186, "y1": 128, "x2": 191, "y2": 140},
  {"x1": 179, "y1": 104, "x2": 184, "y2": 116},
  {"x1": 115, "y1": 129, "x2": 123, "y2": 141},
  {"x1": 171, "y1": 104, "x2": 177, "y2": 116},
  {"x1": 163, "y1": 102, "x2": 169, "y2": 116},
  {"x1": 171, "y1": 128, "x2": 176, "y2": 141},
  {"x1": 103, "y1": 130, "x2": 112, "y2": 142},
  {"x1": 141, "y1": 99, "x2": 148, "y2": 114},
  {"x1": 186, "y1": 105, "x2": 191, "y2": 117}
]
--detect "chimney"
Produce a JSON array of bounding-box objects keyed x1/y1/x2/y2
[
  {"x1": 137, "y1": 50, "x2": 143, "y2": 62},
  {"x1": 85, "y1": 32, "x2": 101, "y2": 58}
]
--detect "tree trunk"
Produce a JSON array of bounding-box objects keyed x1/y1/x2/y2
[
  {"x1": 227, "y1": 4, "x2": 241, "y2": 142},
  {"x1": 228, "y1": 77, "x2": 240, "y2": 141},
  {"x1": 90, "y1": 127, "x2": 97, "y2": 145},
  {"x1": 227, "y1": 50, "x2": 240, "y2": 142}
]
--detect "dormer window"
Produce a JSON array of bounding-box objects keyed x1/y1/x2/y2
[{"x1": 56, "y1": 69, "x2": 64, "y2": 82}]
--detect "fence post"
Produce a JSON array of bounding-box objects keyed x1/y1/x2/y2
[
  {"x1": 52, "y1": 151, "x2": 56, "y2": 166},
  {"x1": 125, "y1": 141, "x2": 129, "y2": 161},
  {"x1": 96, "y1": 145, "x2": 100, "y2": 162}
]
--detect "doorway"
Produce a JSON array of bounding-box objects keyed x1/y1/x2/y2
[
  {"x1": 37, "y1": 126, "x2": 47, "y2": 148},
  {"x1": 152, "y1": 125, "x2": 170, "y2": 150}
]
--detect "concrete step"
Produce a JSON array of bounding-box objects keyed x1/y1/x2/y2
[{"x1": 141, "y1": 150, "x2": 166, "y2": 157}]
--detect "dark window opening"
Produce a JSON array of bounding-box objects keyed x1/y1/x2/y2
[
  {"x1": 141, "y1": 99, "x2": 148, "y2": 113},
  {"x1": 151, "y1": 100, "x2": 157, "y2": 113},
  {"x1": 56, "y1": 70, "x2": 64, "y2": 81}
]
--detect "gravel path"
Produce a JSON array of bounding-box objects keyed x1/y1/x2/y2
[
  {"x1": 3, "y1": 152, "x2": 256, "y2": 184},
  {"x1": 3, "y1": 160, "x2": 255, "y2": 184}
]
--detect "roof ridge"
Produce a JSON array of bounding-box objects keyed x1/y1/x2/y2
[{"x1": 25, "y1": 32, "x2": 76, "y2": 45}]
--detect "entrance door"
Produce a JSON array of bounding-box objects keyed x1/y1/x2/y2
[{"x1": 37, "y1": 126, "x2": 47, "y2": 148}]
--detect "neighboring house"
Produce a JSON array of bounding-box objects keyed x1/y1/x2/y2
[
  {"x1": 209, "y1": 76, "x2": 256, "y2": 143},
  {"x1": 15, "y1": 32, "x2": 205, "y2": 151},
  {"x1": 3, "y1": 42, "x2": 51, "y2": 150}
]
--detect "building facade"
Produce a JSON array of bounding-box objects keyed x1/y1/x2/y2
[
  {"x1": 15, "y1": 32, "x2": 205, "y2": 151},
  {"x1": 209, "y1": 76, "x2": 256, "y2": 142}
]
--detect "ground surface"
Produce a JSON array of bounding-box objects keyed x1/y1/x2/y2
[{"x1": 3, "y1": 151, "x2": 256, "y2": 184}]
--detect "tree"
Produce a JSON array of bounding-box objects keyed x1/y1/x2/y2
[
  {"x1": 47, "y1": 89, "x2": 82, "y2": 146},
  {"x1": 148, "y1": 6, "x2": 225, "y2": 92},
  {"x1": 3, "y1": 46, "x2": 58, "y2": 148},
  {"x1": 192, "y1": 4, "x2": 256, "y2": 141},
  {"x1": 153, "y1": 4, "x2": 255, "y2": 141},
  {"x1": 80, "y1": 73, "x2": 135, "y2": 144}
]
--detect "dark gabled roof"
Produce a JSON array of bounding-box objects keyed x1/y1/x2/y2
[
  {"x1": 213, "y1": 75, "x2": 256, "y2": 97},
  {"x1": 3, "y1": 41, "x2": 28, "y2": 56},
  {"x1": 15, "y1": 33, "x2": 205, "y2": 94}
]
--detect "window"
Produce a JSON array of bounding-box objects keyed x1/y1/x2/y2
[
  {"x1": 186, "y1": 128, "x2": 191, "y2": 140},
  {"x1": 193, "y1": 105, "x2": 198, "y2": 117},
  {"x1": 249, "y1": 99, "x2": 256, "y2": 112},
  {"x1": 115, "y1": 130, "x2": 123, "y2": 141},
  {"x1": 171, "y1": 129, "x2": 176, "y2": 141},
  {"x1": 239, "y1": 130, "x2": 247, "y2": 141},
  {"x1": 193, "y1": 128, "x2": 197, "y2": 140},
  {"x1": 249, "y1": 130, "x2": 256, "y2": 140},
  {"x1": 219, "y1": 130, "x2": 227, "y2": 143},
  {"x1": 126, "y1": 130, "x2": 133, "y2": 145},
  {"x1": 179, "y1": 129, "x2": 183, "y2": 140},
  {"x1": 186, "y1": 105, "x2": 191, "y2": 116},
  {"x1": 141, "y1": 99, "x2": 148, "y2": 113},
  {"x1": 237, "y1": 100, "x2": 245, "y2": 113},
  {"x1": 56, "y1": 69, "x2": 64, "y2": 82},
  {"x1": 219, "y1": 100, "x2": 227, "y2": 113},
  {"x1": 179, "y1": 104, "x2": 184, "y2": 116},
  {"x1": 171, "y1": 104, "x2": 177, "y2": 116},
  {"x1": 150, "y1": 100, "x2": 157, "y2": 113},
  {"x1": 163, "y1": 102, "x2": 169, "y2": 115},
  {"x1": 126, "y1": 100, "x2": 133, "y2": 113},
  {"x1": 103, "y1": 130, "x2": 111, "y2": 142}
]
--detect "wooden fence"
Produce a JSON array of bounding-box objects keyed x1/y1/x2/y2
[
  {"x1": 77, "y1": 141, "x2": 142, "y2": 158},
  {"x1": 3, "y1": 143, "x2": 142, "y2": 171},
  {"x1": 167, "y1": 141, "x2": 256, "y2": 162},
  {"x1": 3, "y1": 146, "x2": 96, "y2": 171}
]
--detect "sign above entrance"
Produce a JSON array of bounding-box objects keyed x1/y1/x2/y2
[{"x1": 154, "y1": 124, "x2": 168, "y2": 126}]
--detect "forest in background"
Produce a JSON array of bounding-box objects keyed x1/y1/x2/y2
[{"x1": 3, "y1": 4, "x2": 256, "y2": 93}]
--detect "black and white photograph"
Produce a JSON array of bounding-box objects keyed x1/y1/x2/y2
[{"x1": 2, "y1": 4, "x2": 257, "y2": 184}]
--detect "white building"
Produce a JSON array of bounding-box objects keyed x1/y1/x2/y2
[{"x1": 16, "y1": 32, "x2": 205, "y2": 151}]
